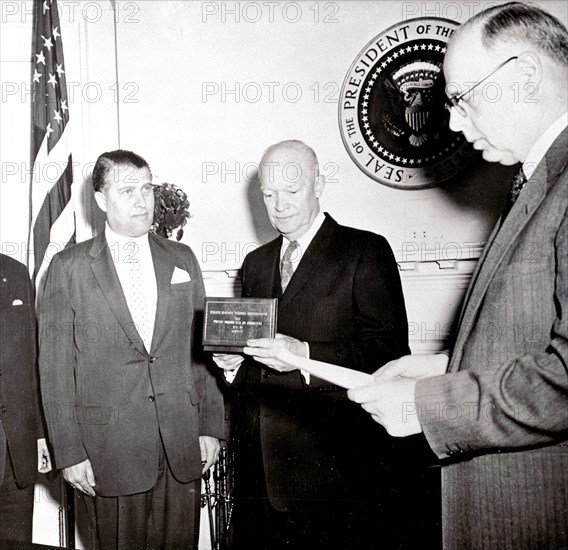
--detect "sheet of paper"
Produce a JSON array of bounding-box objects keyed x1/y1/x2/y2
[{"x1": 277, "y1": 349, "x2": 374, "y2": 389}]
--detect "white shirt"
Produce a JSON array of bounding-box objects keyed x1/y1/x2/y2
[
  {"x1": 105, "y1": 223, "x2": 158, "y2": 351},
  {"x1": 225, "y1": 211, "x2": 327, "y2": 384},
  {"x1": 280, "y1": 211, "x2": 326, "y2": 269},
  {"x1": 279, "y1": 211, "x2": 326, "y2": 382},
  {"x1": 523, "y1": 111, "x2": 568, "y2": 180}
]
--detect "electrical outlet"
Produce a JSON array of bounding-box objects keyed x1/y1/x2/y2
[
  {"x1": 405, "y1": 226, "x2": 427, "y2": 241},
  {"x1": 405, "y1": 226, "x2": 443, "y2": 242}
]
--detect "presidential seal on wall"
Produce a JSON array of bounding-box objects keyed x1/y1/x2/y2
[{"x1": 339, "y1": 17, "x2": 478, "y2": 190}]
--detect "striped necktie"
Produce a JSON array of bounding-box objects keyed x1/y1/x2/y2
[
  {"x1": 501, "y1": 166, "x2": 527, "y2": 223},
  {"x1": 280, "y1": 241, "x2": 299, "y2": 293}
]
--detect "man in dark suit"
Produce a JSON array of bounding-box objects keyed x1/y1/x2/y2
[
  {"x1": 38, "y1": 150, "x2": 224, "y2": 549},
  {"x1": 349, "y1": 3, "x2": 568, "y2": 548},
  {"x1": 213, "y1": 140, "x2": 413, "y2": 549},
  {"x1": 0, "y1": 254, "x2": 51, "y2": 542}
]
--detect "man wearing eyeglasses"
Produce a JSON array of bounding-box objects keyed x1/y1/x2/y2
[{"x1": 348, "y1": 2, "x2": 567, "y2": 548}]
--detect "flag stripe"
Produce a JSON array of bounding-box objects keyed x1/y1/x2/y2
[
  {"x1": 30, "y1": 120, "x2": 74, "y2": 226},
  {"x1": 33, "y1": 156, "x2": 73, "y2": 275}
]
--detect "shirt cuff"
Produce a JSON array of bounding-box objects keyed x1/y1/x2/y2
[
  {"x1": 224, "y1": 366, "x2": 240, "y2": 384},
  {"x1": 301, "y1": 341, "x2": 310, "y2": 384}
]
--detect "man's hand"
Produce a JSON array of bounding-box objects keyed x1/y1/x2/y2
[
  {"x1": 243, "y1": 334, "x2": 307, "y2": 372},
  {"x1": 212, "y1": 353, "x2": 245, "y2": 371},
  {"x1": 373, "y1": 353, "x2": 449, "y2": 380},
  {"x1": 347, "y1": 354, "x2": 448, "y2": 437},
  {"x1": 200, "y1": 436, "x2": 221, "y2": 474},
  {"x1": 63, "y1": 459, "x2": 96, "y2": 496},
  {"x1": 37, "y1": 438, "x2": 52, "y2": 474},
  {"x1": 347, "y1": 378, "x2": 422, "y2": 437}
]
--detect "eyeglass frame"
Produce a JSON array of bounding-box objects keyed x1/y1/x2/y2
[{"x1": 444, "y1": 56, "x2": 518, "y2": 117}]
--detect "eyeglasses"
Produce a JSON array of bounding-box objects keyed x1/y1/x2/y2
[{"x1": 445, "y1": 56, "x2": 518, "y2": 117}]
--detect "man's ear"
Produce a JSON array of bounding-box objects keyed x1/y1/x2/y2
[
  {"x1": 314, "y1": 175, "x2": 325, "y2": 199},
  {"x1": 94, "y1": 190, "x2": 107, "y2": 213},
  {"x1": 516, "y1": 51, "x2": 542, "y2": 84}
]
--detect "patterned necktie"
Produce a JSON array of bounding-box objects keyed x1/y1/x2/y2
[
  {"x1": 502, "y1": 166, "x2": 527, "y2": 223},
  {"x1": 280, "y1": 241, "x2": 299, "y2": 293},
  {"x1": 128, "y1": 259, "x2": 152, "y2": 351}
]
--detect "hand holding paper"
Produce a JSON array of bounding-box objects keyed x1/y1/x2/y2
[
  {"x1": 244, "y1": 334, "x2": 308, "y2": 372},
  {"x1": 373, "y1": 353, "x2": 449, "y2": 380},
  {"x1": 347, "y1": 377, "x2": 421, "y2": 436},
  {"x1": 243, "y1": 342, "x2": 374, "y2": 389},
  {"x1": 347, "y1": 353, "x2": 449, "y2": 436}
]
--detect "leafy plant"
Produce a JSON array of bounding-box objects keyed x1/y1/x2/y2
[{"x1": 150, "y1": 183, "x2": 190, "y2": 241}]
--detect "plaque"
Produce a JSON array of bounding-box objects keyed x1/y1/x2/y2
[{"x1": 203, "y1": 297, "x2": 278, "y2": 352}]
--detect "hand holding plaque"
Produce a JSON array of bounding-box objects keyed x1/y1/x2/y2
[{"x1": 203, "y1": 298, "x2": 278, "y2": 352}]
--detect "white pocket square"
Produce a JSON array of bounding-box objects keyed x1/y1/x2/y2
[
  {"x1": 171, "y1": 267, "x2": 191, "y2": 284},
  {"x1": 12, "y1": 299, "x2": 23, "y2": 306}
]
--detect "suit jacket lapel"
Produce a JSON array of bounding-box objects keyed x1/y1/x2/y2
[
  {"x1": 451, "y1": 128, "x2": 568, "y2": 369},
  {"x1": 90, "y1": 233, "x2": 147, "y2": 356},
  {"x1": 249, "y1": 237, "x2": 282, "y2": 299},
  {"x1": 278, "y1": 216, "x2": 336, "y2": 311},
  {"x1": 457, "y1": 218, "x2": 502, "y2": 328},
  {"x1": 149, "y1": 234, "x2": 174, "y2": 351}
]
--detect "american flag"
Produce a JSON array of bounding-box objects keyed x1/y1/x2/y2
[{"x1": 30, "y1": 0, "x2": 75, "y2": 289}]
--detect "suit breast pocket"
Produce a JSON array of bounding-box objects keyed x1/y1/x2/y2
[
  {"x1": 171, "y1": 281, "x2": 193, "y2": 292},
  {"x1": 187, "y1": 384, "x2": 200, "y2": 406},
  {"x1": 282, "y1": 297, "x2": 348, "y2": 341},
  {"x1": 3, "y1": 303, "x2": 34, "y2": 336},
  {"x1": 186, "y1": 370, "x2": 200, "y2": 406}
]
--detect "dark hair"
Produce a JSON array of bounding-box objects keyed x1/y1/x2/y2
[
  {"x1": 465, "y1": 2, "x2": 568, "y2": 66},
  {"x1": 91, "y1": 150, "x2": 151, "y2": 192}
]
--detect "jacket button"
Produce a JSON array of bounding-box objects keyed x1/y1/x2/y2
[
  {"x1": 149, "y1": 356, "x2": 156, "y2": 363},
  {"x1": 148, "y1": 396, "x2": 155, "y2": 402},
  {"x1": 0, "y1": 405, "x2": 6, "y2": 413}
]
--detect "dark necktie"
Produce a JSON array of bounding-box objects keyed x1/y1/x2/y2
[
  {"x1": 501, "y1": 166, "x2": 527, "y2": 223},
  {"x1": 280, "y1": 241, "x2": 299, "y2": 293}
]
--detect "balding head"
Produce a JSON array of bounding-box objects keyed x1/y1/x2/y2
[
  {"x1": 443, "y1": 2, "x2": 568, "y2": 165},
  {"x1": 260, "y1": 140, "x2": 319, "y2": 180},
  {"x1": 258, "y1": 140, "x2": 325, "y2": 241},
  {"x1": 461, "y1": 2, "x2": 568, "y2": 67}
]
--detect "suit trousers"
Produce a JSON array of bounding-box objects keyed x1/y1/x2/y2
[
  {"x1": 231, "y1": 469, "x2": 441, "y2": 550},
  {"x1": 82, "y1": 442, "x2": 201, "y2": 550},
  {"x1": 0, "y1": 442, "x2": 34, "y2": 543},
  {"x1": 230, "y1": 438, "x2": 381, "y2": 550},
  {"x1": 230, "y1": 492, "x2": 376, "y2": 550}
]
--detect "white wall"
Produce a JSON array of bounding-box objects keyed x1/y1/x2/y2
[
  {"x1": 108, "y1": 0, "x2": 566, "y2": 354},
  {"x1": 114, "y1": 0, "x2": 524, "y2": 270}
]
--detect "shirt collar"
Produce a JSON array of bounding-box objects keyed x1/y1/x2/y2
[
  {"x1": 105, "y1": 223, "x2": 150, "y2": 251},
  {"x1": 282, "y1": 211, "x2": 326, "y2": 256},
  {"x1": 523, "y1": 111, "x2": 568, "y2": 180}
]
